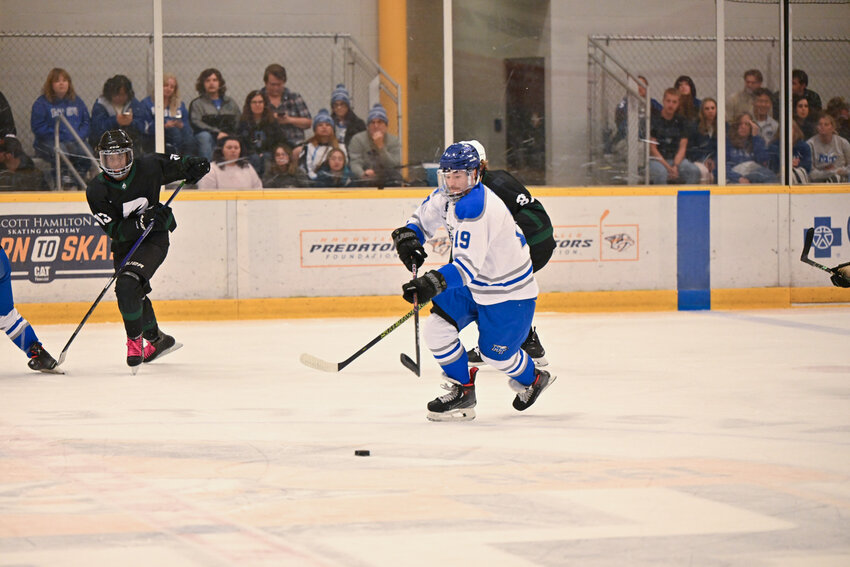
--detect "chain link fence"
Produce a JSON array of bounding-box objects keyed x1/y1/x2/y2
[
  {"x1": 588, "y1": 31, "x2": 850, "y2": 184},
  {"x1": 0, "y1": 32, "x2": 398, "y2": 188}
]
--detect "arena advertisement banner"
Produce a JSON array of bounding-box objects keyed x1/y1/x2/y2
[
  {"x1": 550, "y1": 208, "x2": 640, "y2": 263},
  {"x1": 0, "y1": 213, "x2": 112, "y2": 283},
  {"x1": 299, "y1": 227, "x2": 451, "y2": 268}
]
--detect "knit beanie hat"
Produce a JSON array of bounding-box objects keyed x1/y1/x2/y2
[
  {"x1": 313, "y1": 108, "x2": 333, "y2": 130},
  {"x1": 331, "y1": 84, "x2": 351, "y2": 107},
  {"x1": 368, "y1": 103, "x2": 388, "y2": 124}
]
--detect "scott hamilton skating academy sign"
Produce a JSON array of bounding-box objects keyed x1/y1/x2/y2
[{"x1": 0, "y1": 213, "x2": 113, "y2": 283}]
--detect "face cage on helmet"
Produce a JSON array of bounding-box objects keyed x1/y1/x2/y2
[
  {"x1": 437, "y1": 168, "x2": 478, "y2": 202},
  {"x1": 99, "y1": 147, "x2": 133, "y2": 179}
]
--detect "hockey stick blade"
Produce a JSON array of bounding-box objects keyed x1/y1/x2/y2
[
  {"x1": 299, "y1": 300, "x2": 431, "y2": 374},
  {"x1": 299, "y1": 352, "x2": 341, "y2": 373},
  {"x1": 400, "y1": 353, "x2": 420, "y2": 376},
  {"x1": 800, "y1": 227, "x2": 837, "y2": 274}
]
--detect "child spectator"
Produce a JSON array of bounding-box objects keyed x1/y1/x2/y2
[
  {"x1": 30, "y1": 67, "x2": 93, "y2": 186},
  {"x1": 262, "y1": 143, "x2": 301, "y2": 188},
  {"x1": 189, "y1": 68, "x2": 240, "y2": 161},
  {"x1": 314, "y1": 147, "x2": 353, "y2": 188},
  {"x1": 294, "y1": 108, "x2": 343, "y2": 183}
]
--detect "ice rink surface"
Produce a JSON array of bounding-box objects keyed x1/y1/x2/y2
[{"x1": 1, "y1": 307, "x2": 849, "y2": 566}]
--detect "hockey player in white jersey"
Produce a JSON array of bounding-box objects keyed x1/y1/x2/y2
[{"x1": 391, "y1": 142, "x2": 555, "y2": 421}]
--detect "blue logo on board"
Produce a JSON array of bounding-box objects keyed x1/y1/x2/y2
[{"x1": 810, "y1": 217, "x2": 842, "y2": 258}]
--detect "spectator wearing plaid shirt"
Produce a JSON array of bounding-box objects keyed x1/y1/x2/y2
[{"x1": 260, "y1": 64, "x2": 312, "y2": 148}]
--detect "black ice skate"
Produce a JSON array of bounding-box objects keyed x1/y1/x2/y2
[
  {"x1": 427, "y1": 367, "x2": 478, "y2": 422},
  {"x1": 127, "y1": 335, "x2": 144, "y2": 371},
  {"x1": 27, "y1": 341, "x2": 64, "y2": 374},
  {"x1": 521, "y1": 327, "x2": 548, "y2": 367},
  {"x1": 511, "y1": 369, "x2": 556, "y2": 411},
  {"x1": 143, "y1": 330, "x2": 182, "y2": 363},
  {"x1": 466, "y1": 346, "x2": 484, "y2": 366}
]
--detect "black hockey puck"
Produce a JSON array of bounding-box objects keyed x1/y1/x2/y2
[{"x1": 354, "y1": 449, "x2": 370, "y2": 457}]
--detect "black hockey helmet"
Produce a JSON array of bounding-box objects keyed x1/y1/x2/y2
[{"x1": 97, "y1": 129, "x2": 134, "y2": 179}]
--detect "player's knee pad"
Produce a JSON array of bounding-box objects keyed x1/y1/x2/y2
[
  {"x1": 115, "y1": 271, "x2": 145, "y2": 310},
  {"x1": 423, "y1": 312, "x2": 458, "y2": 351}
]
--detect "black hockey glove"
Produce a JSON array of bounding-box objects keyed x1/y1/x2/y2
[
  {"x1": 830, "y1": 272, "x2": 850, "y2": 288},
  {"x1": 392, "y1": 227, "x2": 427, "y2": 272},
  {"x1": 183, "y1": 156, "x2": 210, "y2": 184},
  {"x1": 402, "y1": 270, "x2": 447, "y2": 304},
  {"x1": 141, "y1": 204, "x2": 177, "y2": 233}
]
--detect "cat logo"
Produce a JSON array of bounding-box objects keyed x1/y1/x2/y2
[{"x1": 605, "y1": 233, "x2": 634, "y2": 252}]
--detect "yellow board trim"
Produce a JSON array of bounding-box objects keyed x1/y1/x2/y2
[{"x1": 17, "y1": 289, "x2": 848, "y2": 326}]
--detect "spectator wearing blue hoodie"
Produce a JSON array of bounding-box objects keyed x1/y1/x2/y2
[
  {"x1": 90, "y1": 75, "x2": 152, "y2": 154},
  {"x1": 30, "y1": 67, "x2": 93, "y2": 184},
  {"x1": 726, "y1": 112, "x2": 777, "y2": 184}
]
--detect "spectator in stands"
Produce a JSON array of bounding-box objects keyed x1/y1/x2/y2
[
  {"x1": 0, "y1": 136, "x2": 48, "y2": 191},
  {"x1": 314, "y1": 147, "x2": 353, "y2": 188},
  {"x1": 792, "y1": 69, "x2": 822, "y2": 113},
  {"x1": 189, "y1": 68, "x2": 240, "y2": 161},
  {"x1": 609, "y1": 75, "x2": 661, "y2": 152},
  {"x1": 726, "y1": 69, "x2": 763, "y2": 121},
  {"x1": 260, "y1": 64, "x2": 312, "y2": 148},
  {"x1": 751, "y1": 87, "x2": 778, "y2": 145},
  {"x1": 674, "y1": 75, "x2": 700, "y2": 123},
  {"x1": 0, "y1": 90, "x2": 16, "y2": 138},
  {"x1": 236, "y1": 90, "x2": 284, "y2": 177},
  {"x1": 329, "y1": 84, "x2": 365, "y2": 149},
  {"x1": 141, "y1": 73, "x2": 196, "y2": 155},
  {"x1": 648, "y1": 88, "x2": 700, "y2": 185},
  {"x1": 793, "y1": 95, "x2": 818, "y2": 140},
  {"x1": 766, "y1": 121, "x2": 813, "y2": 183},
  {"x1": 30, "y1": 67, "x2": 93, "y2": 187},
  {"x1": 348, "y1": 103, "x2": 403, "y2": 187},
  {"x1": 825, "y1": 96, "x2": 850, "y2": 140},
  {"x1": 726, "y1": 112, "x2": 777, "y2": 184},
  {"x1": 687, "y1": 97, "x2": 718, "y2": 184},
  {"x1": 90, "y1": 75, "x2": 151, "y2": 155},
  {"x1": 262, "y1": 143, "x2": 301, "y2": 188},
  {"x1": 293, "y1": 108, "x2": 342, "y2": 184},
  {"x1": 807, "y1": 114, "x2": 850, "y2": 183},
  {"x1": 197, "y1": 136, "x2": 262, "y2": 190}
]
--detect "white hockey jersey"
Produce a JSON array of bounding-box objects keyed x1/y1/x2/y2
[{"x1": 405, "y1": 183, "x2": 538, "y2": 305}]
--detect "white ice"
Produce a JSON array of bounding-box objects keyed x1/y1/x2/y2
[{"x1": 1, "y1": 307, "x2": 849, "y2": 566}]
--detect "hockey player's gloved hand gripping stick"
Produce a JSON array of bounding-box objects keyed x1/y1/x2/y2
[
  {"x1": 57, "y1": 182, "x2": 186, "y2": 365},
  {"x1": 300, "y1": 299, "x2": 431, "y2": 373},
  {"x1": 801, "y1": 227, "x2": 850, "y2": 287},
  {"x1": 399, "y1": 264, "x2": 423, "y2": 377}
]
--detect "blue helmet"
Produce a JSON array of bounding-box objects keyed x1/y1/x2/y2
[{"x1": 437, "y1": 142, "x2": 481, "y2": 202}]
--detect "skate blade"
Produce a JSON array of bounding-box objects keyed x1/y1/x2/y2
[
  {"x1": 130, "y1": 365, "x2": 140, "y2": 375},
  {"x1": 532, "y1": 355, "x2": 549, "y2": 367},
  {"x1": 144, "y1": 342, "x2": 183, "y2": 363},
  {"x1": 426, "y1": 408, "x2": 476, "y2": 422},
  {"x1": 35, "y1": 366, "x2": 65, "y2": 375}
]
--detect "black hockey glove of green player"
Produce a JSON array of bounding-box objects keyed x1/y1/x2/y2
[
  {"x1": 183, "y1": 156, "x2": 210, "y2": 184},
  {"x1": 141, "y1": 204, "x2": 177, "y2": 232},
  {"x1": 831, "y1": 272, "x2": 850, "y2": 288},
  {"x1": 402, "y1": 270, "x2": 446, "y2": 304},
  {"x1": 391, "y1": 227, "x2": 427, "y2": 272}
]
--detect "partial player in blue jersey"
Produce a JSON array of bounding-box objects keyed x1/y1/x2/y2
[
  {"x1": 391, "y1": 142, "x2": 556, "y2": 421},
  {"x1": 0, "y1": 247, "x2": 63, "y2": 373}
]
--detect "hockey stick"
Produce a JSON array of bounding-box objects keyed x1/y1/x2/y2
[
  {"x1": 57, "y1": 182, "x2": 186, "y2": 365},
  {"x1": 801, "y1": 227, "x2": 839, "y2": 274},
  {"x1": 300, "y1": 299, "x2": 431, "y2": 373},
  {"x1": 400, "y1": 264, "x2": 422, "y2": 376}
]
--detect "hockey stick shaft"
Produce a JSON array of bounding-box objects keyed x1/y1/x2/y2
[
  {"x1": 57, "y1": 182, "x2": 186, "y2": 365},
  {"x1": 400, "y1": 265, "x2": 422, "y2": 376},
  {"x1": 800, "y1": 227, "x2": 838, "y2": 274},
  {"x1": 300, "y1": 299, "x2": 431, "y2": 373}
]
